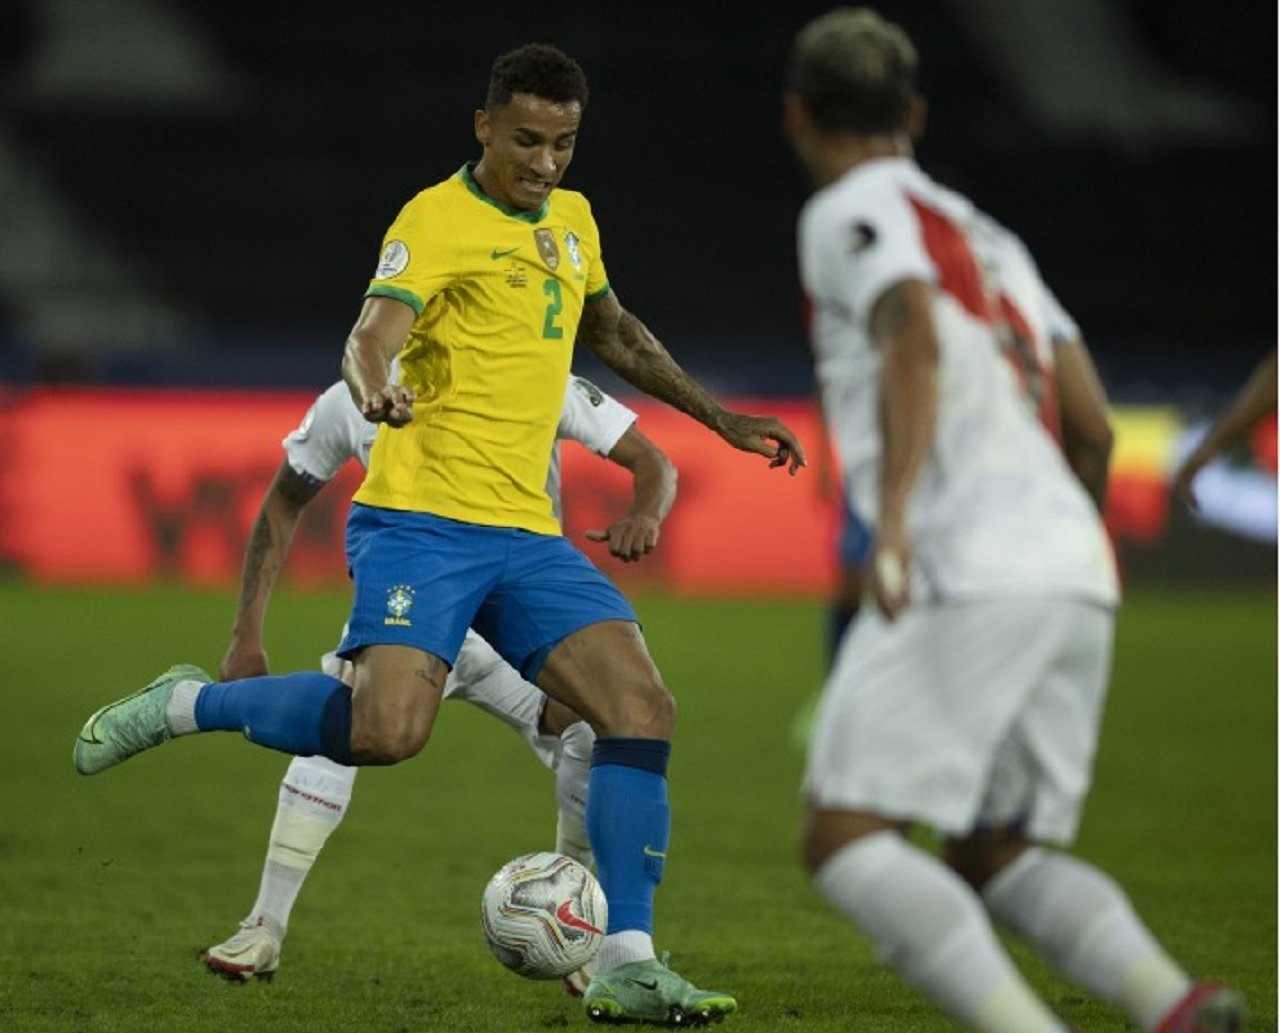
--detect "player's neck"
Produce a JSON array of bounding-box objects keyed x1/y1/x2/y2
[{"x1": 815, "y1": 134, "x2": 910, "y2": 186}]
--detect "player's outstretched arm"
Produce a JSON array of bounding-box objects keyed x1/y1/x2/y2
[
  {"x1": 871, "y1": 279, "x2": 938, "y2": 621},
  {"x1": 220, "y1": 461, "x2": 323, "y2": 680},
  {"x1": 1172, "y1": 346, "x2": 1278, "y2": 510},
  {"x1": 1054, "y1": 336, "x2": 1114, "y2": 511},
  {"x1": 340, "y1": 296, "x2": 418, "y2": 426},
  {"x1": 585, "y1": 425, "x2": 678, "y2": 562},
  {"x1": 578, "y1": 290, "x2": 807, "y2": 473}
]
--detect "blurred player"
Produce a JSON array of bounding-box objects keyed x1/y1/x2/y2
[
  {"x1": 202, "y1": 372, "x2": 670, "y2": 995},
  {"x1": 76, "y1": 42, "x2": 807, "y2": 1026},
  {"x1": 812, "y1": 109, "x2": 1113, "y2": 678},
  {"x1": 1172, "y1": 346, "x2": 1277, "y2": 510},
  {"x1": 784, "y1": 9, "x2": 1244, "y2": 1033}
]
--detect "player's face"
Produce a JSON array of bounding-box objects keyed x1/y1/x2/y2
[{"x1": 474, "y1": 93, "x2": 581, "y2": 211}]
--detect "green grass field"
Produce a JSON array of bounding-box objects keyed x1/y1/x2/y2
[{"x1": 1, "y1": 583, "x2": 1274, "y2": 1032}]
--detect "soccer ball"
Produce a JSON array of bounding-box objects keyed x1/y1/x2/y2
[{"x1": 481, "y1": 851, "x2": 608, "y2": 979}]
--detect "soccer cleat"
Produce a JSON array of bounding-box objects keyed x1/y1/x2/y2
[
  {"x1": 564, "y1": 955, "x2": 598, "y2": 998},
  {"x1": 583, "y1": 954, "x2": 737, "y2": 1026},
  {"x1": 201, "y1": 916, "x2": 284, "y2": 983},
  {"x1": 1155, "y1": 983, "x2": 1247, "y2": 1033},
  {"x1": 73, "y1": 663, "x2": 210, "y2": 775}
]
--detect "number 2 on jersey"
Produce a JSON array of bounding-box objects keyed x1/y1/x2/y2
[{"x1": 542, "y1": 279, "x2": 564, "y2": 340}]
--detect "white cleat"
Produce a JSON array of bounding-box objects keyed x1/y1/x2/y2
[
  {"x1": 563, "y1": 955, "x2": 597, "y2": 998},
  {"x1": 201, "y1": 916, "x2": 284, "y2": 983}
]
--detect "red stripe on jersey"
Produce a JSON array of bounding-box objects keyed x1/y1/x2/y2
[
  {"x1": 906, "y1": 195, "x2": 992, "y2": 323},
  {"x1": 997, "y1": 293, "x2": 1062, "y2": 441}
]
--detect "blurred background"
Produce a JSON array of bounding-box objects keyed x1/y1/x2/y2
[{"x1": 0, "y1": 0, "x2": 1274, "y2": 590}]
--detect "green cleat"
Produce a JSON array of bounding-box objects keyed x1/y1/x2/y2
[
  {"x1": 74, "y1": 664, "x2": 210, "y2": 775},
  {"x1": 584, "y1": 954, "x2": 737, "y2": 1027}
]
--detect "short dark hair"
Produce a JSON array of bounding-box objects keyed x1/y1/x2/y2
[
  {"x1": 486, "y1": 43, "x2": 589, "y2": 110},
  {"x1": 786, "y1": 7, "x2": 918, "y2": 134}
]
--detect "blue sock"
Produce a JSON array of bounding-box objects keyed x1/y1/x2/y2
[
  {"x1": 585, "y1": 737, "x2": 671, "y2": 935},
  {"x1": 194, "y1": 672, "x2": 352, "y2": 764}
]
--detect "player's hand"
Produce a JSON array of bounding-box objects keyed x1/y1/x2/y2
[
  {"x1": 586, "y1": 515, "x2": 662, "y2": 562},
  {"x1": 871, "y1": 529, "x2": 912, "y2": 621},
  {"x1": 718, "y1": 412, "x2": 808, "y2": 474},
  {"x1": 219, "y1": 641, "x2": 269, "y2": 681},
  {"x1": 360, "y1": 385, "x2": 417, "y2": 427}
]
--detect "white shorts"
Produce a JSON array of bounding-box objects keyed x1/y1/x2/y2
[
  {"x1": 321, "y1": 629, "x2": 558, "y2": 770},
  {"x1": 803, "y1": 597, "x2": 1114, "y2": 845}
]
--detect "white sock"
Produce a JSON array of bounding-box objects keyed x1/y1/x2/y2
[
  {"x1": 982, "y1": 848, "x2": 1190, "y2": 1031},
  {"x1": 247, "y1": 755, "x2": 356, "y2": 932},
  {"x1": 556, "y1": 810, "x2": 593, "y2": 870},
  {"x1": 554, "y1": 720, "x2": 595, "y2": 869},
  {"x1": 595, "y1": 929, "x2": 656, "y2": 972},
  {"x1": 815, "y1": 831, "x2": 1068, "y2": 1033},
  {"x1": 164, "y1": 679, "x2": 206, "y2": 736}
]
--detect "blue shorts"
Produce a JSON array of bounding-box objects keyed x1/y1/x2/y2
[
  {"x1": 839, "y1": 501, "x2": 874, "y2": 567},
  {"x1": 337, "y1": 504, "x2": 637, "y2": 681}
]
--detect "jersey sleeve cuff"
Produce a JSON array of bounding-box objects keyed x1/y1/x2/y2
[
  {"x1": 365, "y1": 284, "x2": 425, "y2": 316},
  {"x1": 585, "y1": 281, "x2": 612, "y2": 303}
]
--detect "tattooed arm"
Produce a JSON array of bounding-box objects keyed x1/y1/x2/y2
[
  {"x1": 578, "y1": 290, "x2": 807, "y2": 473},
  {"x1": 219, "y1": 460, "x2": 324, "y2": 680}
]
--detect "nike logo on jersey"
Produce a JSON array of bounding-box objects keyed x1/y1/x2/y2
[
  {"x1": 555, "y1": 900, "x2": 603, "y2": 935},
  {"x1": 642, "y1": 845, "x2": 667, "y2": 859},
  {"x1": 627, "y1": 979, "x2": 660, "y2": 991},
  {"x1": 490, "y1": 247, "x2": 520, "y2": 260}
]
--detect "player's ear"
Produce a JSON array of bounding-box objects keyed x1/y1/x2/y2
[
  {"x1": 781, "y1": 91, "x2": 809, "y2": 140},
  {"x1": 474, "y1": 108, "x2": 491, "y2": 147},
  {"x1": 907, "y1": 93, "x2": 927, "y2": 143}
]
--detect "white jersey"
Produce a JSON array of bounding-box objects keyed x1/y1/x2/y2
[
  {"x1": 283, "y1": 373, "x2": 636, "y2": 518},
  {"x1": 799, "y1": 156, "x2": 1117, "y2": 604},
  {"x1": 969, "y1": 210, "x2": 1079, "y2": 439}
]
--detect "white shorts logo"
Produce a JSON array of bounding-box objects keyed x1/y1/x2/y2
[{"x1": 374, "y1": 240, "x2": 410, "y2": 279}]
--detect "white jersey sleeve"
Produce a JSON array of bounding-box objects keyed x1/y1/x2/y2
[
  {"x1": 282, "y1": 381, "x2": 378, "y2": 483},
  {"x1": 555, "y1": 375, "x2": 637, "y2": 455},
  {"x1": 803, "y1": 171, "x2": 937, "y2": 331},
  {"x1": 1040, "y1": 283, "x2": 1081, "y2": 346}
]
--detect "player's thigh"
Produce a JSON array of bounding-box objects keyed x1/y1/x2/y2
[
  {"x1": 974, "y1": 602, "x2": 1114, "y2": 846},
  {"x1": 537, "y1": 620, "x2": 673, "y2": 740},
  {"x1": 805, "y1": 599, "x2": 1062, "y2": 835}
]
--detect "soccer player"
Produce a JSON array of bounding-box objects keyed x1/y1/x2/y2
[
  {"x1": 75, "y1": 42, "x2": 806, "y2": 1026},
  {"x1": 1172, "y1": 346, "x2": 1277, "y2": 510},
  {"x1": 201, "y1": 372, "x2": 669, "y2": 995},
  {"x1": 783, "y1": 9, "x2": 1244, "y2": 1033}
]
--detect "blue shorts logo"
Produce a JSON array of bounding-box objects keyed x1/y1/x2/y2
[{"x1": 385, "y1": 584, "x2": 415, "y2": 627}]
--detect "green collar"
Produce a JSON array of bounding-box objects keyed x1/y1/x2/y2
[{"x1": 458, "y1": 163, "x2": 549, "y2": 223}]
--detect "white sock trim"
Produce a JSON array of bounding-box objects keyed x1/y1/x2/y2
[
  {"x1": 595, "y1": 930, "x2": 655, "y2": 972},
  {"x1": 165, "y1": 679, "x2": 205, "y2": 736}
]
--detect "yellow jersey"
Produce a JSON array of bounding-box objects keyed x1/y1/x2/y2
[{"x1": 355, "y1": 164, "x2": 610, "y2": 535}]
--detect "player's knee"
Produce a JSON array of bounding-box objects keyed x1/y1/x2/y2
[
  {"x1": 351, "y1": 718, "x2": 430, "y2": 764},
  {"x1": 943, "y1": 829, "x2": 1031, "y2": 890},
  {"x1": 801, "y1": 808, "x2": 902, "y2": 875},
  {"x1": 350, "y1": 693, "x2": 434, "y2": 763},
  {"x1": 604, "y1": 677, "x2": 674, "y2": 739}
]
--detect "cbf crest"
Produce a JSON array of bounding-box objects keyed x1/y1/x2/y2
[
  {"x1": 533, "y1": 228, "x2": 560, "y2": 270},
  {"x1": 384, "y1": 584, "x2": 415, "y2": 627},
  {"x1": 564, "y1": 231, "x2": 582, "y2": 270}
]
